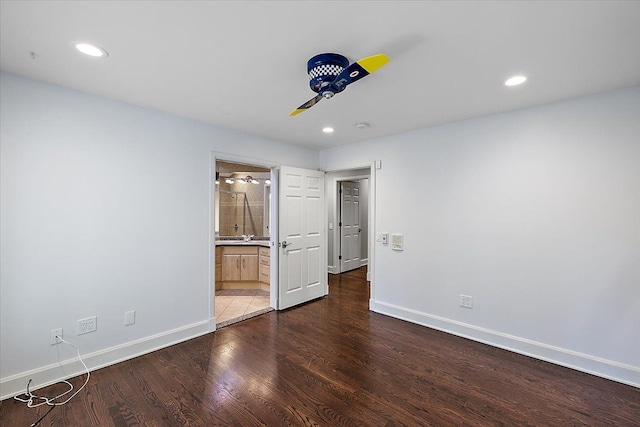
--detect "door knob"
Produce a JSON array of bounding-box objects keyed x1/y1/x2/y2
[{"x1": 281, "y1": 241, "x2": 291, "y2": 248}]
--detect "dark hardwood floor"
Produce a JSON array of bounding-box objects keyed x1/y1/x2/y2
[{"x1": 2, "y1": 267, "x2": 639, "y2": 426}]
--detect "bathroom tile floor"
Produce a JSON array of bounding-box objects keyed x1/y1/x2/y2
[{"x1": 215, "y1": 289, "x2": 271, "y2": 327}]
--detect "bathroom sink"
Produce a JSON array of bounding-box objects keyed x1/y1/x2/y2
[{"x1": 215, "y1": 239, "x2": 270, "y2": 247}]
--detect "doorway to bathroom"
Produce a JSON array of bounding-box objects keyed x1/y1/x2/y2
[{"x1": 214, "y1": 160, "x2": 273, "y2": 327}]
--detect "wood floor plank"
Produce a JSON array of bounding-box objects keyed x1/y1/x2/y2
[{"x1": 2, "y1": 267, "x2": 639, "y2": 426}]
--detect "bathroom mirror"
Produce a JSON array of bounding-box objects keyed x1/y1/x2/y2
[{"x1": 215, "y1": 161, "x2": 271, "y2": 238}]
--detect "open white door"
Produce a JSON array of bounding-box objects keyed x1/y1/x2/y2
[
  {"x1": 340, "y1": 181, "x2": 361, "y2": 272},
  {"x1": 278, "y1": 166, "x2": 326, "y2": 309}
]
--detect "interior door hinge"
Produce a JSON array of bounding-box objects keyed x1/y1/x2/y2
[
  {"x1": 339, "y1": 222, "x2": 342, "y2": 227},
  {"x1": 338, "y1": 255, "x2": 342, "y2": 260}
]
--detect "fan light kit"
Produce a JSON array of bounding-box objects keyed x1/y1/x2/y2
[{"x1": 289, "y1": 52, "x2": 390, "y2": 116}]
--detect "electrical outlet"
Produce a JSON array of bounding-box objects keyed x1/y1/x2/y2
[
  {"x1": 124, "y1": 310, "x2": 136, "y2": 326},
  {"x1": 51, "y1": 328, "x2": 63, "y2": 345},
  {"x1": 460, "y1": 295, "x2": 473, "y2": 309},
  {"x1": 77, "y1": 316, "x2": 97, "y2": 335}
]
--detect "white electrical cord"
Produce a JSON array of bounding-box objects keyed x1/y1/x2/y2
[{"x1": 14, "y1": 337, "x2": 91, "y2": 408}]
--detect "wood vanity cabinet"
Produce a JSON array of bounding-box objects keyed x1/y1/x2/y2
[
  {"x1": 217, "y1": 245, "x2": 269, "y2": 290},
  {"x1": 259, "y1": 247, "x2": 270, "y2": 285},
  {"x1": 221, "y1": 246, "x2": 259, "y2": 282},
  {"x1": 215, "y1": 247, "x2": 222, "y2": 290}
]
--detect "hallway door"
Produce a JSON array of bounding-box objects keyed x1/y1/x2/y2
[
  {"x1": 340, "y1": 181, "x2": 361, "y2": 273},
  {"x1": 278, "y1": 166, "x2": 327, "y2": 309}
]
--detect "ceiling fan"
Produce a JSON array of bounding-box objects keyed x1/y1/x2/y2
[{"x1": 289, "y1": 52, "x2": 390, "y2": 116}]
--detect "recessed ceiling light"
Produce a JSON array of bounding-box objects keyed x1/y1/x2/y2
[
  {"x1": 504, "y1": 75, "x2": 527, "y2": 87},
  {"x1": 75, "y1": 43, "x2": 108, "y2": 57},
  {"x1": 322, "y1": 127, "x2": 334, "y2": 133}
]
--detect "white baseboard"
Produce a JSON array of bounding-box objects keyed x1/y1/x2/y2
[
  {"x1": 370, "y1": 300, "x2": 640, "y2": 388},
  {"x1": 329, "y1": 262, "x2": 367, "y2": 276},
  {"x1": 1, "y1": 320, "x2": 211, "y2": 400}
]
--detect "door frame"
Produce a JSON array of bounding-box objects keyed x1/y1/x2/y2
[
  {"x1": 209, "y1": 155, "x2": 378, "y2": 328},
  {"x1": 324, "y1": 162, "x2": 377, "y2": 308},
  {"x1": 328, "y1": 171, "x2": 371, "y2": 275},
  {"x1": 209, "y1": 152, "x2": 279, "y2": 331}
]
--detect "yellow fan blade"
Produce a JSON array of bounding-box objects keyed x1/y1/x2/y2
[{"x1": 356, "y1": 54, "x2": 390, "y2": 74}]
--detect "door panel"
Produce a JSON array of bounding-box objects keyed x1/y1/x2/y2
[
  {"x1": 241, "y1": 255, "x2": 258, "y2": 280},
  {"x1": 340, "y1": 181, "x2": 361, "y2": 272},
  {"x1": 279, "y1": 166, "x2": 326, "y2": 309}
]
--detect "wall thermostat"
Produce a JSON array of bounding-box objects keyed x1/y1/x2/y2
[{"x1": 391, "y1": 234, "x2": 404, "y2": 251}]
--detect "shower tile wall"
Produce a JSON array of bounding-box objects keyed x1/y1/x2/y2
[{"x1": 219, "y1": 173, "x2": 267, "y2": 236}]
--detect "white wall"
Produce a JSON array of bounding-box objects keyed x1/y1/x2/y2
[
  {"x1": 0, "y1": 72, "x2": 318, "y2": 398},
  {"x1": 320, "y1": 87, "x2": 640, "y2": 386}
]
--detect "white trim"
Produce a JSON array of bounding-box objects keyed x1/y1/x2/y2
[
  {"x1": 0, "y1": 321, "x2": 211, "y2": 400},
  {"x1": 370, "y1": 300, "x2": 640, "y2": 388},
  {"x1": 368, "y1": 164, "x2": 376, "y2": 303},
  {"x1": 209, "y1": 153, "x2": 215, "y2": 332},
  {"x1": 329, "y1": 260, "x2": 366, "y2": 275}
]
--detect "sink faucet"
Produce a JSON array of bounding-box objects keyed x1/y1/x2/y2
[{"x1": 242, "y1": 234, "x2": 254, "y2": 242}]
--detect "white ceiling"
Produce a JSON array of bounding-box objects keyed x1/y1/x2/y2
[{"x1": 2, "y1": 1, "x2": 639, "y2": 149}]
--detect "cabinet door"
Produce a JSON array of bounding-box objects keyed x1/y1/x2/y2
[
  {"x1": 222, "y1": 255, "x2": 241, "y2": 281},
  {"x1": 260, "y1": 265, "x2": 270, "y2": 284},
  {"x1": 215, "y1": 247, "x2": 223, "y2": 282},
  {"x1": 241, "y1": 255, "x2": 259, "y2": 281}
]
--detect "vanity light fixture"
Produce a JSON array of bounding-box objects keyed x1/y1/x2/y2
[
  {"x1": 225, "y1": 178, "x2": 234, "y2": 184},
  {"x1": 75, "y1": 43, "x2": 109, "y2": 57},
  {"x1": 504, "y1": 75, "x2": 527, "y2": 87},
  {"x1": 265, "y1": 179, "x2": 271, "y2": 185},
  {"x1": 322, "y1": 127, "x2": 334, "y2": 133},
  {"x1": 237, "y1": 175, "x2": 260, "y2": 185}
]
